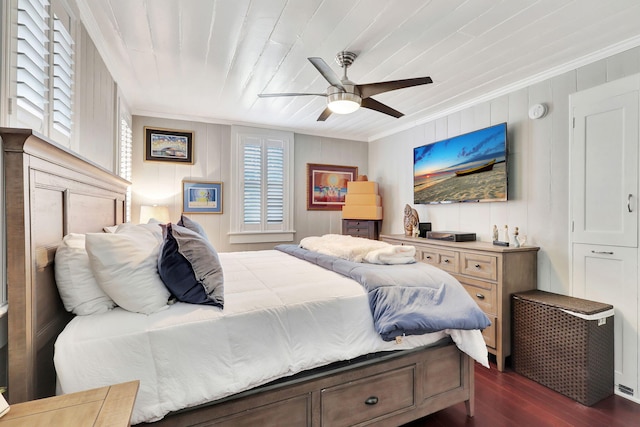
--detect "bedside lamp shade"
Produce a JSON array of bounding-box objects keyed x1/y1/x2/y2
[{"x1": 140, "y1": 205, "x2": 170, "y2": 224}]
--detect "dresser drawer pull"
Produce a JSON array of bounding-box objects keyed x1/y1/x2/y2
[
  {"x1": 591, "y1": 250, "x2": 614, "y2": 255},
  {"x1": 425, "y1": 255, "x2": 432, "y2": 260},
  {"x1": 364, "y1": 396, "x2": 379, "y2": 405},
  {"x1": 443, "y1": 259, "x2": 450, "y2": 264},
  {"x1": 476, "y1": 293, "x2": 485, "y2": 300},
  {"x1": 475, "y1": 264, "x2": 481, "y2": 268}
]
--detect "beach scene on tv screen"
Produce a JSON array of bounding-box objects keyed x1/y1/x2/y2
[{"x1": 414, "y1": 123, "x2": 507, "y2": 203}]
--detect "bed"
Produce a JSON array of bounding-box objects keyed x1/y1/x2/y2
[{"x1": 2, "y1": 127, "x2": 488, "y2": 426}]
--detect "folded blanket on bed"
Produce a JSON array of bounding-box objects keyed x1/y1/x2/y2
[
  {"x1": 300, "y1": 234, "x2": 415, "y2": 265},
  {"x1": 276, "y1": 244, "x2": 491, "y2": 341}
]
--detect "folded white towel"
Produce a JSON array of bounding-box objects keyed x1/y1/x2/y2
[{"x1": 364, "y1": 245, "x2": 416, "y2": 265}]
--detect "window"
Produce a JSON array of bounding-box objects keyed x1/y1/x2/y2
[
  {"x1": 230, "y1": 126, "x2": 294, "y2": 244},
  {"x1": 119, "y1": 117, "x2": 132, "y2": 222},
  {"x1": 15, "y1": 0, "x2": 74, "y2": 146}
]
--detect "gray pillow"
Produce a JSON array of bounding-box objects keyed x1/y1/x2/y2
[
  {"x1": 177, "y1": 214, "x2": 208, "y2": 239},
  {"x1": 158, "y1": 223, "x2": 224, "y2": 307}
]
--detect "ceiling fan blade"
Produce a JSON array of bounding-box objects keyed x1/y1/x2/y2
[
  {"x1": 361, "y1": 97, "x2": 404, "y2": 118},
  {"x1": 308, "y1": 57, "x2": 345, "y2": 90},
  {"x1": 258, "y1": 93, "x2": 327, "y2": 98},
  {"x1": 317, "y1": 107, "x2": 332, "y2": 121},
  {"x1": 357, "y1": 77, "x2": 432, "y2": 99}
]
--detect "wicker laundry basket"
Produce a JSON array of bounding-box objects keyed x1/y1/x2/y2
[{"x1": 512, "y1": 290, "x2": 614, "y2": 406}]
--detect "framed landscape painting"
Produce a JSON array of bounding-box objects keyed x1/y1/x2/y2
[
  {"x1": 306, "y1": 163, "x2": 358, "y2": 210},
  {"x1": 145, "y1": 127, "x2": 194, "y2": 164},
  {"x1": 182, "y1": 180, "x2": 223, "y2": 214}
]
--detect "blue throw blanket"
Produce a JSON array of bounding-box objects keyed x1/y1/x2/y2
[{"x1": 276, "y1": 244, "x2": 491, "y2": 341}]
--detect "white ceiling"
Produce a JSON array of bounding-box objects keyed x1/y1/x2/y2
[{"x1": 76, "y1": 0, "x2": 640, "y2": 142}]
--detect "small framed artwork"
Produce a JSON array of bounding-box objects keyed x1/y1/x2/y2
[
  {"x1": 145, "y1": 127, "x2": 194, "y2": 164},
  {"x1": 182, "y1": 180, "x2": 223, "y2": 214},
  {"x1": 307, "y1": 163, "x2": 358, "y2": 210}
]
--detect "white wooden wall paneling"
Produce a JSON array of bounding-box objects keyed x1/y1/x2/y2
[{"x1": 370, "y1": 46, "x2": 640, "y2": 297}]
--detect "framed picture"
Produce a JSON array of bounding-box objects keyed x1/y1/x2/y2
[
  {"x1": 145, "y1": 127, "x2": 194, "y2": 164},
  {"x1": 307, "y1": 163, "x2": 358, "y2": 210},
  {"x1": 182, "y1": 180, "x2": 223, "y2": 214}
]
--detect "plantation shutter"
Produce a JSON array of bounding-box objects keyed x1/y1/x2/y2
[
  {"x1": 230, "y1": 126, "x2": 293, "y2": 243},
  {"x1": 16, "y1": 0, "x2": 50, "y2": 120},
  {"x1": 243, "y1": 143, "x2": 262, "y2": 224},
  {"x1": 120, "y1": 118, "x2": 133, "y2": 222},
  {"x1": 266, "y1": 145, "x2": 284, "y2": 224},
  {"x1": 52, "y1": 15, "x2": 74, "y2": 137},
  {"x1": 242, "y1": 141, "x2": 285, "y2": 226}
]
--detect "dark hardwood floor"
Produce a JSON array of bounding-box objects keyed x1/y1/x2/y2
[{"x1": 403, "y1": 360, "x2": 640, "y2": 427}]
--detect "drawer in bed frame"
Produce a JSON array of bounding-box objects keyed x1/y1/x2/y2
[{"x1": 151, "y1": 341, "x2": 473, "y2": 426}]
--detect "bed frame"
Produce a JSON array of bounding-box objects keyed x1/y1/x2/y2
[{"x1": 2, "y1": 127, "x2": 475, "y2": 426}]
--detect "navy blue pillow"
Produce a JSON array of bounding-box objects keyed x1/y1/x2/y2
[{"x1": 158, "y1": 223, "x2": 224, "y2": 307}]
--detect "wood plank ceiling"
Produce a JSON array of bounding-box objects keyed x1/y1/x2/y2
[{"x1": 77, "y1": 0, "x2": 640, "y2": 141}]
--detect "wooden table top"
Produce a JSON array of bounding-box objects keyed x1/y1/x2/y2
[{"x1": 0, "y1": 380, "x2": 139, "y2": 427}]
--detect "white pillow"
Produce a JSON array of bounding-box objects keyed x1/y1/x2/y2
[
  {"x1": 54, "y1": 233, "x2": 116, "y2": 315},
  {"x1": 116, "y1": 221, "x2": 163, "y2": 240},
  {"x1": 86, "y1": 224, "x2": 170, "y2": 314}
]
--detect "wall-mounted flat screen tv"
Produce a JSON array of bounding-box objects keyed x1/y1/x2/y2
[{"x1": 414, "y1": 122, "x2": 508, "y2": 204}]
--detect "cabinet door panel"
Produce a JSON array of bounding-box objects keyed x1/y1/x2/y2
[
  {"x1": 570, "y1": 78, "x2": 638, "y2": 247},
  {"x1": 572, "y1": 243, "x2": 638, "y2": 400}
]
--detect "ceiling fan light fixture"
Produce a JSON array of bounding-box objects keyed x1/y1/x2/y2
[{"x1": 327, "y1": 92, "x2": 362, "y2": 114}]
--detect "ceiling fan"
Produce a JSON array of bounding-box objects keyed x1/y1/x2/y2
[{"x1": 258, "y1": 51, "x2": 433, "y2": 121}]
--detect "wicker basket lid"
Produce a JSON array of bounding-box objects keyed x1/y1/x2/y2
[{"x1": 513, "y1": 290, "x2": 613, "y2": 315}]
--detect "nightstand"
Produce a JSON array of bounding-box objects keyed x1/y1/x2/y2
[
  {"x1": 342, "y1": 219, "x2": 381, "y2": 240},
  {"x1": 0, "y1": 380, "x2": 139, "y2": 426}
]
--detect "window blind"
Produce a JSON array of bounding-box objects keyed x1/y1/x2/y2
[
  {"x1": 230, "y1": 126, "x2": 293, "y2": 243},
  {"x1": 266, "y1": 146, "x2": 284, "y2": 223},
  {"x1": 243, "y1": 144, "x2": 262, "y2": 224},
  {"x1": 120, "y1": 118, "x2": 133, "y2": 221},
  {"x1": 52, "y1": 15, "x2": 74, "y2": 136},
  {"x1": 242, "y1": 142, "x2": 285, "y2": 226},
  {"x1": 16, "y1": 0, "x2": 50, "y2": 119}
]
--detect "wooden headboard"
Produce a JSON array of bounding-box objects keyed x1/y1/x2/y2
[{"x1": 0, "y1": 128, "x2": 130, "y2": 403}]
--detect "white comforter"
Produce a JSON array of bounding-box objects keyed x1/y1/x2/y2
[{"x1": 54, "y1": 250, "x2": 488, "y2": 424}]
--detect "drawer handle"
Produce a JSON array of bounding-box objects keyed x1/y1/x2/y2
[
  {"x1": 425, "y1": 255, "x2": 432, "y2": 260},
  {"x1": 364, "y1": 396, "x2": 379, "y2": 405},
  {"x1": 474, "y1": 264, "x2": 481, "y2": 269},
  {"x1": 591, "y1": 250, "x2": 614, "y2": 255},
  {"x1": 444, "y1": 259, "x2": 450, "y2": 263},
  {"x1": 476, "y1": 293, "x2": 485, "y2": 300}
]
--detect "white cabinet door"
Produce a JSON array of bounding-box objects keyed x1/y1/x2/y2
[
  {"x1": 570, "y1": 76, "x2": 639, "y2": 247},
  {"x1": 572, "y1": 243, "x2": 638, "y2": 400}
]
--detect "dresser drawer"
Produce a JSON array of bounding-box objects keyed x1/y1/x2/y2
[
  {"x1": 342, "y1": 219, "x2": 380, "y2": 240},
  {"x1": 344, "y1": 219, "x2": 370, "y2": 228},
  {"x1": 460, "y1": 252, "x2": 497, "y2": 280},
  {"x1": 460, "y1": 279, "x2": 497, "y2": 315},
  {"x1": 419, "y1": 248, "x2": 458, "y2": 273},
  {"x1": 347, "y1": 228, "x2": 371, "y2": 237},
  {"x1": 321, "y1": 366, "x2": 414, "y2": 427}
]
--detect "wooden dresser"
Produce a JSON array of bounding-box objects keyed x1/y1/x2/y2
[
  {"x1": 342, "y1": 219, "x2": 381, "y2": 240},
  {"x1": 0, "y1": 381, "x2": 139, "y2": 426},
  {"x1": 381, "y1": 234, "x2": 539, "y2": 371}
]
